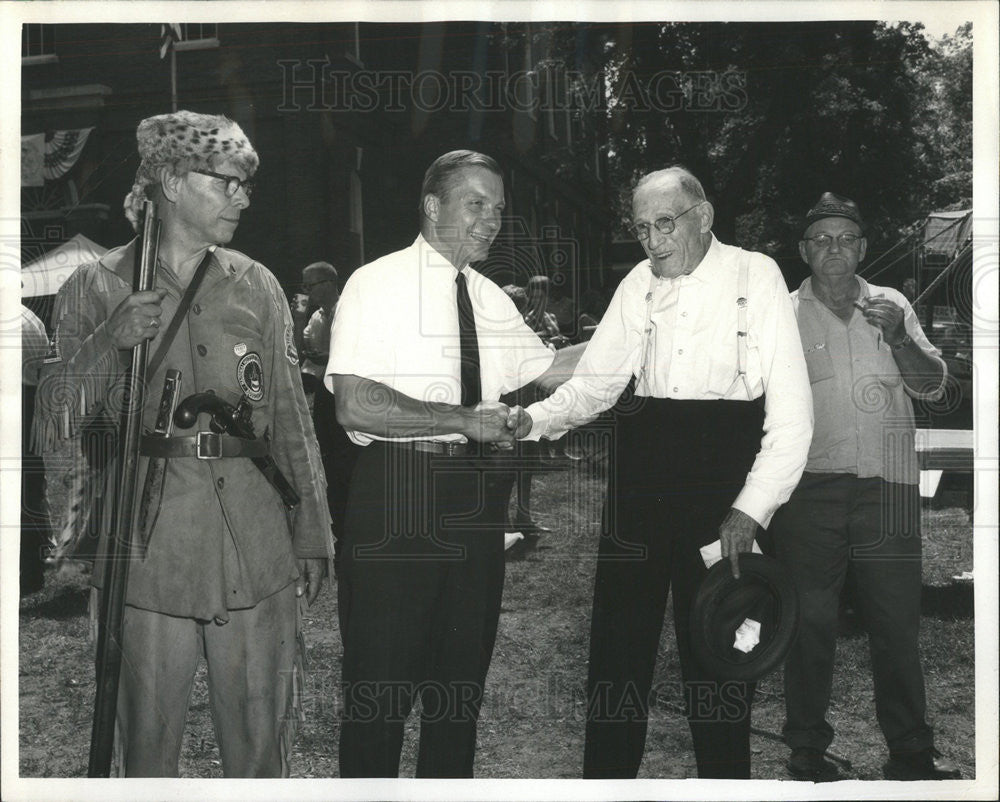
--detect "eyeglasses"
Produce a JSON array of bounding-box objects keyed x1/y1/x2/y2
[
  {"x1": 191, "y1": 169, "x2": 255, "y2": 199},
  {"x1": 802, "y1": 233, "x2": 863, "y2": 249},
  {"x1": 629, "y1": 202, "x2": 703, "y2": 241}
]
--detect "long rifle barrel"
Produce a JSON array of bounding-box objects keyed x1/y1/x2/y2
[{"x1": 88, "y1": 200, "x2": 160, "y2": 777}]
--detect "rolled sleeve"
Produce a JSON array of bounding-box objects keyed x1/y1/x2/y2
[{"x1": 901, "y1": 299, "x2": 948, "y2": 400}]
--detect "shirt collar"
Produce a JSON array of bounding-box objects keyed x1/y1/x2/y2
[
  {"x1": 648, "y1": 233, "x2": 723, "y2": 284},
  {"x1": 102, "y1": 239, "x2": 231, "y2": 287},
  {"x1": 100, "y1": 238, "x2": 139, "y2": 284},
  {"x1": 413, "y1": 233, "x2": 471, "y2": 279},
  {"x1": 798, "y1": 273, "x2": 870, "y2": 301}
]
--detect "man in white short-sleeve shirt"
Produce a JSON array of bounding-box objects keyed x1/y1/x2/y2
[{"x1": 326, "y1": 150, "x2": 553, "y2": 778}]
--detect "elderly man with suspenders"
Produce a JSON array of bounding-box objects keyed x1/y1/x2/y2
[{"x1": 510, "y1": 166, "x2": 813, "y2": 778}]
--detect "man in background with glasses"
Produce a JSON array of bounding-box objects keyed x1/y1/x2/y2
[
  {"x1": 292, "y1": 261, "x2": 357, "y2": 575},
  {"x1": 34, "y1": 110, "x2": 330, "y2": 776},
  {"x1": 509, "y1": 165, "x2": 812, "y2": 778},
  {"x1": 770, "y1": 193, "x2": 958, "y2": 782}
]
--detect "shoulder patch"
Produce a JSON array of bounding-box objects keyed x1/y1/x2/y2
[{"x1": 237, "y1": 352, "x2": 265, "y2": 401}]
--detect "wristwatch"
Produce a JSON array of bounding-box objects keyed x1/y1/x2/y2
[{"x1": 890, "y1": 334, "x2": 912, "y2": 351}]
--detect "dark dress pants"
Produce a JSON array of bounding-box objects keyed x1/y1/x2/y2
[
  {"x1": 583, "y1": 397, "x2": 765, "y2": 779},
  {"x1": 310, "y1": 383, "x2": 358, "y2": 554},
  {"x1": 338, "y1": 443, "x2": 507, "y2": 778},
  {"x1": 771, "y1": 472, "x2": 932, "y2": 754}
]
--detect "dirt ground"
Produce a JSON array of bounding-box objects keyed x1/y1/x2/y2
[{"x1": 16, "y1": 467, "x2": 977, "y2": 783}]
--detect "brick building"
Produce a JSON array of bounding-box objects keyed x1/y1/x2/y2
[{"x1": 21, "y1": 21, "x2": 620, "y2": 334}]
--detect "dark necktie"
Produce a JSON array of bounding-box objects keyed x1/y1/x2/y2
[{"x1": 455, "y1": 270, "x2": 482, "y2": 406}]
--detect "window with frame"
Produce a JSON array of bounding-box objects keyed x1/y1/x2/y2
[
  {"x1": 22, "y1": 24, "x2": 56, "y2": 62},
  {"x1": 175, "y1": 23, "x2": 219, "y2": 52}
]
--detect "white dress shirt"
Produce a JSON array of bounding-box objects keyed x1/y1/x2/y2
[
  {"x1": 326, "y1": 234, "x2": 554, "y2": 445},
  {"x1": 301, "y1": 306, "x2": 332, "y2": 381},
  {"x1": 526, "y1": 236, "x2": 813, "y2": 528}
]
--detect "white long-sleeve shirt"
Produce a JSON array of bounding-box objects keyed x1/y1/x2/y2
[{"x1": 526, "y1": 235, "x2": 813, "y2": 528}]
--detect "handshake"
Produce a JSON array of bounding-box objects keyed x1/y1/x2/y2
[{"x1": 464, "y1": 401, "x2": 533, "y2": 445}]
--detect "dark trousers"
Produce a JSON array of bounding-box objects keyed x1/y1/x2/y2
[
  {"x1": 338, "y1": 443, "x2": 507, "y2": 778},
  {"x1": 583, "y1": 397, "x2": 765, "y2": 779},
  {"x1": 771, "y1": 472, "x2": 932, "y2": 755},
  {"x1": 310, "y1": 384, "x2": 359, "y2": 552}
]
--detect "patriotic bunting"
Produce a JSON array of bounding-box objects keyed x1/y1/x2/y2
[{"x1": 20, "y1": 128, "x2": 94, "y2": 186}]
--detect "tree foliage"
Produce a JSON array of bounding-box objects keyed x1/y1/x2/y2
[{"x1": 509, "y1": 21, "x2": 973, "y2": 268}]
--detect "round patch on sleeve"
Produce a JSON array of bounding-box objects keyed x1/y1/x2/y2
[{"x1": 237, "y1": 352, "x2": 265, "y2": 401}]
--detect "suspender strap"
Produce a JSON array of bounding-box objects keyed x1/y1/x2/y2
[
  {"x1": 147, "y1": 247, "x2": 215, "y2": 378},
  {"x1": 636, "y1": 272, "x2": 659, "y2": 395},
  {"x1": 736, "y1": 251, "x2": 753, "y2": 400}
]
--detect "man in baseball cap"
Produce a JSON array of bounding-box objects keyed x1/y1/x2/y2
[
  {"x1": 769, "y1": 192, "x2": 960, "y2": 781},
  {"x1": 35, "y1": 111, "x2": 331, "y2": 776}
]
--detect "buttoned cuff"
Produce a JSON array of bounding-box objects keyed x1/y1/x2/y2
[
  {"x1": 732, "y1": 484, "x2": 778, "y2": 530},
  {"x1": 522, "y1": 401, "x2": 552, "y2": 441}
]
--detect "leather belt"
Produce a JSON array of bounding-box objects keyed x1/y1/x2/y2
[
  {"x1": 139, "y1": 432, "x2": 269, "y2": 460},
  {"x1": 398, "y1": 440, "x2": 471, "y2": 456},
  {"x1": 385, "y1": 440, "x2": 510, "y2": 457}
]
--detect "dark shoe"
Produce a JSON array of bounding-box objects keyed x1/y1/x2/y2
[
  {"x1": 505, "y1": 530, "x2": 542, "y2": 560},
  {"x1": 787, "y1": 748, "x2": 842, "y2": 782},
  {"x1": 516, "y1": 521, "x2": 551, "y2": 535},
  {"x1": 883, "y1": 748, "x2": 961, "y2": 780}
]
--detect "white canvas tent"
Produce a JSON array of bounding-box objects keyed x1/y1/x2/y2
[{"x1": 21, "y1": 233, "x2": 107, "y2": 298}]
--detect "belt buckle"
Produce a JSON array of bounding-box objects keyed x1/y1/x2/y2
[{"x1": 196, "y1": 431, "x2": 223, "y2": 460}]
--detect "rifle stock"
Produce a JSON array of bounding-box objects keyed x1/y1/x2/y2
[{"x1": 88, "y1": 200, "x2": 161, "y2": 777}]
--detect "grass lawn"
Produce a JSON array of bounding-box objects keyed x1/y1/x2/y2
[{"x1": 17, "y1": 460, "x2": 977, "y2": 782}]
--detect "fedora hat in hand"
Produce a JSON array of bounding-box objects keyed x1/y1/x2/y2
[{"x1": 689, "y1": 553, "x2": 800, "y2": 682}]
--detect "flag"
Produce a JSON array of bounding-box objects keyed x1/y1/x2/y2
[{"x1": 160, "y1": 23, "x2": 182, "y2": 59}]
